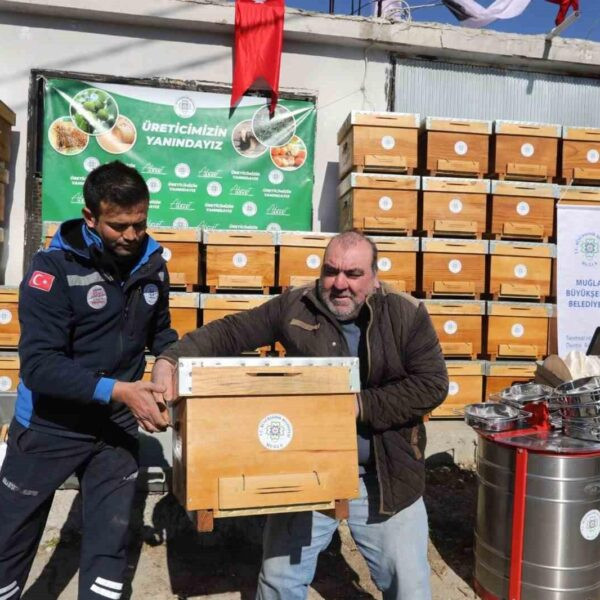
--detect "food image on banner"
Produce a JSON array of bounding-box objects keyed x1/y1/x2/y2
[{"x1": 41, "y1": 78, "x2": 316, "y2": 230}]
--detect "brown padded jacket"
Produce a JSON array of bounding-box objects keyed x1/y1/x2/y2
[{"x1": 160, "y1": 283, "x2": 448, "y2": 515}]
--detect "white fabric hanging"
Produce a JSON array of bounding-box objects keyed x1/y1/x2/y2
[{"x1": 444, "y1": 0, "x2": 532, "y2": 27}]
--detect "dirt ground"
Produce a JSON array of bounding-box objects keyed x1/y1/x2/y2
[{"x1": 23, "y1": 463, "x2": 479, "y2": 600}]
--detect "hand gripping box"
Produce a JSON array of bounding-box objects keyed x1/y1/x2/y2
[{"x1": 172, "y1": 357, "x2": 360, "y2": 531}]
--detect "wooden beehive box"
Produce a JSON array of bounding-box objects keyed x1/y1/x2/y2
[
  {"x1": 338, "y1": 173, "x2": 419, "y2": 234},
  {"x1": 484, "y1": 361, "x2": 536, "y2": 399},
  {"x1": 493, "y1": 120, "x2": 561, "y2": 181},
  {"x1": 169, "y1": 292, "x2": 199, "y2": 339},
  {"x1": 562, "y1": 126, "x2": 600, "y2": 184},
  {"x1": 0, "y1": 287, "x2": 19, "y2": 348},
  {"x1": 369, "y1": 236, "x2": 419, "y2": 293},
  {"x1": 431, "y1": 360, "x2": 485, "y2": 418},
  {"x1": 200, "y1": 294, "x2": 276, "y2": 356},
  {"x1": 423, "y1": 300, "x2": 485, "y2": 358},
  {"x1": 489, "y1": 181, "x2": 557, "y2": 241},
  {"x1": 337, "y1": 111, "x2": 420, "y2": 178},
  {"x1": 149, "y1": 227, "x2": 201, "y2": 288},
  {"x1": 421, "y1": 238, "x2": 489, "y2": 297},
  {"x1": 203, "y1": 230, "x2": 276, "y2": 292},
  {"x1": 0, "y1": 352, "x2": 19, "y2": 393},
  {"x1": 172, "y1": 357, "x2": 360, "y2": 531},
  {"x1": 421, "y1": 177, "x2": 489, "y2": 237},
  {"x1": 488, "y1": 241, "x2": 555, "y2": 300},
  {"x1": 0, "y1": 101, "x2": 15, "y2": 165},
  {"x1": 486, "y1": 301, "x2": 553, "y2": 360},
  {"x1": 276, "y1": 231, "x2": 334, "y2": 288},
  {"x1": 424, "y1": 117, "x2": 491, "y2": 177}
]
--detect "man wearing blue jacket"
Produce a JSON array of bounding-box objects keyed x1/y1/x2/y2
[{"x1": 0, "y1": 161, "x2": 177, "y2": 599}]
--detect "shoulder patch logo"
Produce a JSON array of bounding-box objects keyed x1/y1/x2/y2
[{"x1": 29, "y1": 271, "x2": 55, "y2": 292}]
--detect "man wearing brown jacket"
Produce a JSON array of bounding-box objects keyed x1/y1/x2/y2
[{"x1": 152, "y1": 230, "x2": 448, "y2": 600}]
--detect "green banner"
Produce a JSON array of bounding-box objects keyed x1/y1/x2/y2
[{"x1": 41, "y1": 77, "x2": 315, "y2": 230}]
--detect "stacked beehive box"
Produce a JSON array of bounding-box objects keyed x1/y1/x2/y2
[{"x1": 0, "y1": 101, "x2": 15, "y2": 247}]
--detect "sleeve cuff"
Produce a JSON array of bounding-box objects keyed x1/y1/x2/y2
[{"x1": 93, "y1": 377, "x2": 116, "y2": 404}]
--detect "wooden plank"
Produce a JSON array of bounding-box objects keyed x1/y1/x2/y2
[
  {"x1": 201, "y1": 295, "x2": 272, "y2": 310},
  {"x1": 338, "y1": 173, "x2": 419, "y2": 196},
  {"x1": 422, "y1": 177, "x2": 489, "y2": 194},
  {"x1": 563, "y1": 126, "x2": 600, "y2": 141},
  {"x1": 421, "y1": 239, "x2": 487, "y2": 254},
  {"x1": 490, "y1": 241, "x2": 554, "y2": 258},
  {"x1": 147, "y1": 227, "x2": 201, "y2": 242},
  {"x1": 203, "y1": 230, "x2": 275, "y2": 246},
  {"x1": 426, "y1": 118, "x2": 491, "y2": 135},
  {"x1": 278, "y1": 232, "x2": 333, "y2": 248},
  {"x1": 495, "y1": 122, "x2": 560, "y2": 137},
  {"x1": 433, "y1": 219, "x2": 478, "y2": 235}
]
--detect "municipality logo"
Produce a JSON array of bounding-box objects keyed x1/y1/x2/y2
[
  {"x1": 575, "y1": 233, "x2": 600, "y2": 267},
  {"x1": 257, "y1": 414, "x2": 293, "y2": 451}
]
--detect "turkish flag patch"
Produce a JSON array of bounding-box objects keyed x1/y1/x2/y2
[{"x1": 28, "y1": 271, "x2": 55, "y2": 292}]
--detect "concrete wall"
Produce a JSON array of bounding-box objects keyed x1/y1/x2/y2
[{"x1": 1, "y1": 0, "x2": 600, "y2": 283}]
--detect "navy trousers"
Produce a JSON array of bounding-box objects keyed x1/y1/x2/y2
[{"x1": 0, "y1": 419, "x2": 138, "y2": 600}]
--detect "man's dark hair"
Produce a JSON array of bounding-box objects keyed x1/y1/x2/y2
[
  {"x1": 325, "y1": 230, "x2": 378, "y2": 274},
  {"x1": 83, "y1": 161, "x2": 149, "y2": 217}
]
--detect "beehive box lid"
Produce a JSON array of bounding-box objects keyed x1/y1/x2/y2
[
  {"x1": 491, "y1": 180, "x2": 558, "y2": 199},
  {"x1": 494, "y1": 120, "x2": 561, "y2": 138},
  {"x1": 486, "y1": 301, "x2": 554, "y2": 317},
  {"x1": 338, "y1": 173, "x2": 420, "y2": 197},
  {"x1": 199, "y1": 294, "x2": 276, "y2": 309},
  {"x1": 489, "y1": 240, "x2": 556, "y2": 258},
  {"x1": 337, "y1": 111, "x2": 420, "y2": 144},
  {"x1": 148, "y1": 226, "x2": 202, "y2": 242},
  {"x1": 421, "y1": 238, "x2": 489, "y2": 255},
  {"x1": 203, "y1": 229, "x2": 276, "y2": 246},
  {"x1": 0, "y1": 286, "x2": 18, "y2": 302},
  {"x1": 421, "y1": 176, "x2": 490, "y2": 194},
  {"x1": 485, "y1": 360, "x2": 538, "y2": 376},
  {"x1": 557, "y1": 185, "x2": 600, "y2": 204},
  {"x1": 425, "y1": 117, "x2": 492, "y2": 135},
  {"x1": 562, "y1": 126, "x2": 600, "y2": 141},
  {"x1": 423, "y1": 299, "x2": 485, "y2": 315},
  {"x1": 445, "y1": 360, "x2": 486, "y2": 375},
  {"x1": 369, "y1": 236, "x2": 419, "y2": 252},
  {"x1": 0, "y1": 352, "x2": 19, "y2": 368},
  {"x1": 178, "y1": 357, "x2": 360, "y2": 397},
  {"x1": 169, "y1": 292, "x2": 200, "y2": 308},
  {"x1": 276, "y1": 231, "x2": 335, "y2": 248}
]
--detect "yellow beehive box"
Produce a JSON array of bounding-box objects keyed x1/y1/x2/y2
[
  {"x1": 276, "y1": 231, "x2": 335, "y2": 288},
  {"x1": 169, "y1": 292, "x2": 199, "y2": 339},
  {"x1": 493, "y1": 120, "x2": 561, "y2": 181},
  {"x1": 489, "y1": 181, "x2": 557, "y2": 241},
  {"x1": 562, "y1": 126, "x2": 600, "y2": 183},
  {"x1": 369, "y1": 236, "x2": 419, "y2": 293},
  {"x1": 337, "y1": 111, "x2": 420, "y2": 178},
  {"x1": 338, "y1": 173, "x2": 419, "y2": 234},
  {"x1": 0, "y1": 287, "x2": 19, "y2": 348},
  {"x1": 421, "y1": 238, "x2": 488, "y2": 297},
  {"x1": 424, "y1": 117, "x2": 492, "y2": 177},
  {"x1": 0, "y1": 352, "x2": 19, "y2": 392},
  {"x1": 431, "y1": 360, "x2": 485, "y2": 418},
  {"x1": 486, "y1": 301, "x2": 553, "y2": 360},
  {"x1": 423, "y1": 300, "x2": 485, "y2": 358},
  {"x1": 484, "y1": 360, "x2": 537, "y2": 399},
  {"x1": 202, "y1": 230, "x2": 276, "y2": 291},
  {"x1": 421, "y1": 177, "x2": 489, "y2": 237},
  {"x1": 488, "y1": 241, "x2": 555, "y2": 300},
  {"x1": 172, "y1": 357, "x2": 360, "y2": 531}
]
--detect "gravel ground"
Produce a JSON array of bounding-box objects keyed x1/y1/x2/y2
[{"x1": 23, "y1": 463, "x2": 479, "y2": 600}]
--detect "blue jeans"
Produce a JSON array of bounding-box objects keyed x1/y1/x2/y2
[{"x1": 256, "y1": 474, "x2": 432, "y2": 600}]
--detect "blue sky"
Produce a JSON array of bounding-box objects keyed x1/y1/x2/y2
[{"x1": 285, "y1": 0, "x2": 600, "y2": 41}]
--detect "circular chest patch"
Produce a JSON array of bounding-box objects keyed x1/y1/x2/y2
[
  {"x1": 448, "y1": 381, "x2": 460, "y2": 396},
  {"x1": 0, "y1": 376, "x2": 11, "y2": 392},
  {"x1": 306, "y1": 254, "x2": 321, "y2": 270},
  {"x1": 448, "y1": 259, "x2": 462, "y2": 274},
  {"x1": 161, "y1": 247, "x2": 172, "y2": 262},
  {"x1": 449, "y1": 198, "x2": 463, "y2": 214},
  {"x1": 233, "y1": 253, "x2": 248, "y2": 268},
  {"x1": 143, "y1": 283, "x2": 159, "y2": 306},
  {"x1": 444, "y1": 320, "x2": 458, "y2": 335},
  {"x1": 588, "y1": 149, "x2": 600, "y2": 164},
  {"x1": 521, "y1": 143, "x2": 535, "y2": 158},
  {"x1": 381, "y1": 135, "x2": 395, "y2": 150},
  {"x1": 454, "y1": 141, "x2": 468, "y2": 156},
  {"x1": 514, "y1": 263, "x2": 528, "y2": 279},
  {"x1": 379, "y1": 196, "x2": 393, "y2": 211},
  {"x1": 511, "y1": 323, "x2": 525, "y2": 338},
  {"x1": 378, "y1": 257, "x2": 392, "y2": 272},
  {"x1": 581, "y1": 509, "x2": 600, "y2": 541},
  {"x1": 0, "y1": 309, "x2": 12, "y2": 325},
  {"x1": 87, "y1": 285, "x2": 107, "y2": 310},
  {"x1": 516, "y1": 201, "x2": 530, "y2": 216},
  {"x1": 258, "y1": 414, "x2": 294, "y2": 450}
]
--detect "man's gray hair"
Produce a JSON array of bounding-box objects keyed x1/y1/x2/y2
[{"x1": 325, "y1": 231, "x2": 378, "y2": 274}]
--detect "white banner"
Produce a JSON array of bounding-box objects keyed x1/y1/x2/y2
[{"x1": 557, "y1": 203, "x2": 600, "y2": 356}]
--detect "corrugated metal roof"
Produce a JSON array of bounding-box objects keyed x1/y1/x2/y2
[{"x1": 394, "y1": 59, "x2": 600, "y2": 127}]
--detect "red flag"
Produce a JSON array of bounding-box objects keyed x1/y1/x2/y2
[
  {"x1": 231, "y1": 0, "x2": 285, "y2": 112},
  {"x1": 28, "y1": 271, "x2": 55, "y2": 292},
  {"x1": 546, "y1": 0, "x2": 579, "y2": 26}
]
